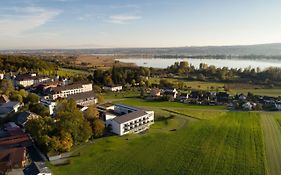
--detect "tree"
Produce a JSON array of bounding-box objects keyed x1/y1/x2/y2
[
  {"x1": 84, "y1": 106, "x2": 99, "y2": 120},
  {"x1": 25, "y1": 93, "x2": 39, "y2": 104},
  {"x1": 93, "y1": 85, "x2": 102, "y2": 93},
  {"x1": 92, "y1": 119, "x2": 105, "y2": 138},
  {"x1": 97, "y1": 95, "x2": 105, "y2": 104},
  {"x1": 56, "y1": 104, "x2": 92, "y2": 144},
  {"x1": 79, "y1": 121, "x2": 92, "y2": 142},
  {"x1": 18, "y1": 89, "x2": 28, "y2": 98},
  {"x1": 29, "y1": 103, "x2": 50, "y2": 116},
  {"x1": 140, "y1": 88, "x2": 145, "y2": 98},
  {"x1": 10, "y1": 92, "x2": 23, "y2": 103},
  {"x1": 55, "y1": 99, "x2": 77, "y2": 113},
  {"x1": 25, "y1": 117, "x2": 55, "y2": 152},
  {"x1": 58, "y1": 132, "x2": 73, "y2": 152},
  {"x1": 0, "y1": 79, "x2": 14, "y2": 96},
  {"x1": 159, "y1": 79, "x2": 174, "y2": 88}
]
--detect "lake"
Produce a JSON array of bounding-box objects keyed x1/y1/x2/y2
[{"x1": 116, "y1": 58, "x2": 281, "y2": 69}]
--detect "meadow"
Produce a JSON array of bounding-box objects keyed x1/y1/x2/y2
[
  {"x1": 51, "y1": 104, "x2": 268, "y2": 175},
  {"x1": 56, "y1": 68, "x2": 91, "y2": 77},
  {"x1": 149, "y1": 77, "x2": 281, "y2": 97}
]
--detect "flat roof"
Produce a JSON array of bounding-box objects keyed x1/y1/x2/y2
[
  {"x1": 67, "y1": 91, "x2": 96, "y2": 101},
  {"x1": 98, "y1": 102, "x2": 114, "y2": 108},
  {"x1": 113, "y1": 110, "x2": 148, "y2": 124}
]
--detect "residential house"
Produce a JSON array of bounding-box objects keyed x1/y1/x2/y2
[
  {"x1": 238, "y1": 94, "x2": 247, "y2": 101},
  {"x1": 16, "y1": 112, "x2": 40, "y2": 127},
  {"x1": 0, "y1": 95, "x2": 9, "y2": 104},
  {"x1": 242, "y1": 102, "x2": 256, "y2": 110},
  {"x1": 0, "y1": 123, "x2": 32, "y2": 173},
  {"x1": 178, "y1": 93, "x2": 189, "y2": 101},
  {"x1": 40, "y1": 99, "x2": 57, "y2": 115},
  {"x1": 0, "y1": 123, "x2": 31, "y2": 148},
  {"x1": 216, "y1": 92, "x2": 230, "y2": 103},
  {"x1": 98, "y1": 104, "x2": 154, "y2": 136},
  {"x1": 67, "y1": 91, "x2": 98, "y2": 106},
  {"x1": 0, "y1": 147, "x2": 27, "y2": 171},
  {"x1": 103, "y1": 85, "x2": 123, "y2": 92},
  {"x1": 163, "y1": 88, "x2": 178, "y2": 98},
  {"x1": 33, "y1": 81, "x2": 60, "y2": 95},
  {"x1": 150, "y1": 88, "x2": 161, "y2": 97},
  {"x1": 274, "y1": 103, "x2": 281, "y2": 111},
  {"x1": 0, "y1": 101, "x2": 22, "y2": 118},
  {"x1": 23, "y1": 161, "x2": 52, "y2": 175}
]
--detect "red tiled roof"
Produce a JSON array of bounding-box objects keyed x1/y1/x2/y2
[{"x1": 0, "y1": 147, "x2": 26, "y2": 170}]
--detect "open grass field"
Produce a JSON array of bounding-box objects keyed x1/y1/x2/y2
[
  {"x1": 114, "y1": 98, "x2": 226, "y2": 110},
  {"x1": 51, "y1": 107, "x2": 267, "y2": 175},
  {"x1": 149, "y1": 78, "x2": 224, "y2": 90},
  {"x1": 261, "y1": 113, "x2": 281, "y2": 175},
  {"x1": 149, "y1": 77, "x2": 281, "y2": 97},
  {"x1": 57, "y1": 68, "x2": 91, "y2": 77},
  {"x1": 76, "y1": 55, "x2": 135, "y2": 69},
  {"x1": 230, "y1": 89, "x2": 281, "y2": 97}
]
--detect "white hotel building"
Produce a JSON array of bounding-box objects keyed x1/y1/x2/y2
[
  {"x1": 15, "y1": 73, "x2": 51, "y2": 87},
  {"x1": 98, "y1": 104, "x2": 154, "y2": 136},
  {"x1": 47, "y1": 82, "x2": 93, "y2": 100}
]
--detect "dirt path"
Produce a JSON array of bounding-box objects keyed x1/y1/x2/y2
[{"x1": 261, "y1": 113, "x2": 281, "y2": 175}]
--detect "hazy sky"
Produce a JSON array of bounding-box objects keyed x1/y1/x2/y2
[{"x1": 1, "y1": 0, "x2": 281, "y2": 49}]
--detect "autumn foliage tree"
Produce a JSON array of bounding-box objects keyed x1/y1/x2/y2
[
  {"x1": 26, "y1": 99, "x2": 93, "y2": 153},
  {"x1": 92, "y1": 119, "x2": 105, "y2": 138}
]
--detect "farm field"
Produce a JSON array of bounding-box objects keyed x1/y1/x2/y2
[
  {"x1": 51, "y1": 109, "x2": 266, "y2": 175},
  {"x1": 57, "y1": 68, "x2": 91, "y2": 77},
  {"x1": 230, "y1": 88, "x2": 281, "y2": 97},
  {"x1": 149, "y1": 77, "x2": 281, "y2": 97},
  {"x1": 75, "y1": 55, "x2": 136, "y2": 69},
  {"x1": 114, "y1": 98, "x2": 226, "y2": 110},
  {"x1": 261, "y1": 113, "x2": 281, "y2": 175}
]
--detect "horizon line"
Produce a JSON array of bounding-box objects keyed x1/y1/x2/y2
[{"x1": 0, "y1": 42, "x2": 281, "y2": 51}]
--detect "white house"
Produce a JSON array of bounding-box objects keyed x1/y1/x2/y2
[
  {"x1": 275, "y1": 103, "x2": 281, "y2": 110},
  {"x1": 163, "y1": 88, "x2": 178, "y2": 98},
  {"x1": 242, "y1": 102, "x2": 256, "y2": 110},
  {"x1": 0, "y1": 101, "x2": 22, "y2": 118},
  {"x1": 103, "y1": 85, "x2": 123, "y2": 92},
  {"x1": 40, "y1": 99, "x2": 57, "y2": 115},
  {"x1": 98, "y1": 104, "x2": 154, "y2": 136},
  {"x1": 0, "y1": 73, "x2": 4, "y2": 80},
  {"x1": 16, "y1": 111, "x2": 40, "y2": 127},
  {"x1": 178, "y1": 93, "x2": 189, "y2": 100},
  {"x1": 48, "y1": 82, "x2": 93, "y2": 100}
]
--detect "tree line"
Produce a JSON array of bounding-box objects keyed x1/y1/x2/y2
[
  {"x1": 0, "y1": 55, "x2": 57, "y2": 74},
  {"x1": 25, "y1": 99, "x2": 105, "y2": 153}
]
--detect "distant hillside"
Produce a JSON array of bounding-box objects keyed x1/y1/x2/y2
[{"x1": 2, "y1": 43, "x2": 281, "y2": 57}]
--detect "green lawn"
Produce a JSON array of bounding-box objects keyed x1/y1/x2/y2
[
  {"x1": 230, "y1": 88, "x2": 281, "y2": 97},
  {"x1": 261, "y1": 113, "x2": 281, "y2": 175},
  {"x1": 51, "y1": 111, "x2": 266, "y2": 175},
  {"x1": 115, "y1": 98, "x2": 226, "y2": 110}
]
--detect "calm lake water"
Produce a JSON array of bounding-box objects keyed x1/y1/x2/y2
[{"x1": 116, "y1": 58, "x2": 281, "y2": 70}]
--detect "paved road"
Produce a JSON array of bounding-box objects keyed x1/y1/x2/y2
[{"x1": 261, "y1": 114, "x2": 281, "y2": 175}]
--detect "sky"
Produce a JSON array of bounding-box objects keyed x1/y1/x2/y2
[{"x1": 1, "y1": 0, "x2": 281, "y2": 49}]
